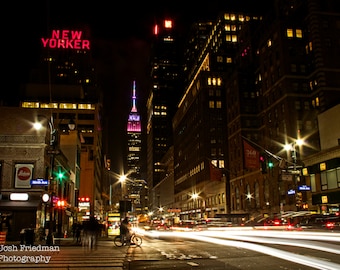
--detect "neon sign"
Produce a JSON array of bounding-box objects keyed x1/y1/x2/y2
[{"x1": 41, "y1": 30, "x2": 90, "y2": 50}]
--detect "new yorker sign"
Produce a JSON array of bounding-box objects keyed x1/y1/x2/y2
[{"x1": 41, "y1": 30, "x2": 90, "y2": 50}]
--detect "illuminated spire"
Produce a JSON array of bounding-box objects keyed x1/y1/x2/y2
[
  {"x1": 131, "y1": 80, "x2": 137, "y2": 113},
  {"x1": 127, "y1": 80, "x2": 141, "y2": 132}
]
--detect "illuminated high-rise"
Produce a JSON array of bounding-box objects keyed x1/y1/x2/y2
[
  {"x1": 127, "y1": 80, "x2": 142, "y2": 178},
  {"x1": 146, "y1": 18, "x2": 184, "y2": 210}
]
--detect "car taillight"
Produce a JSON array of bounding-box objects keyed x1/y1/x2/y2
[
  {"x1": 273, "y1": 220, "x2": 280, "y2": 225},
  {"x1": 326, "y1": 222, "x2": 334, "y2": 229}
]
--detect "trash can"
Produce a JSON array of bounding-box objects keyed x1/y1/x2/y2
[{"x1": 24, "y1": 229, "x2": 35, "y2": 245}]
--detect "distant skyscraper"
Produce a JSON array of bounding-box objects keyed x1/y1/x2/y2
[
  {"x1": 127, "y1": 80, "x2": 142, "y2": 178},
  {"x1": 146, "y1": 18, "x2": 184, "y2": 210},
  {"x1": 126, "y1": 81, "x2": 148, "y2": 215}
]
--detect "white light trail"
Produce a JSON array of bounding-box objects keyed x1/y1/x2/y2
[{"x1": 141, "y1": 228, "x2": 340, "y2": 270}]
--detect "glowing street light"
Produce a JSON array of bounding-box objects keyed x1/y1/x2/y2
[{"x1": 284, "y1": 138, "x2": 304, "y2": 210}]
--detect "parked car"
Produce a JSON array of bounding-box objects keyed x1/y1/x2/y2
[{"x1": 298, "y1": 214, "x2": 340, "y2": 230}]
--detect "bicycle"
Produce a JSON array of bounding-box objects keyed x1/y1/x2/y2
[{"x1": 113, "y1": 232, "x2": 142, "y2": 247}]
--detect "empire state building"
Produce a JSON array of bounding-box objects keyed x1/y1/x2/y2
[{"x1": 126, "y1": 80, "x2": 142, "y2": 179}]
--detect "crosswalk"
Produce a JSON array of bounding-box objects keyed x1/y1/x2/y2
[{"x1": 0, "y1": 240, "x2": 127, "y2": 269}]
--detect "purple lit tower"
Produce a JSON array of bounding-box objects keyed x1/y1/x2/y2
[
  {"x1": 127, "y1": 80, "x2": 142, "y2": 177},
  {"x1": 126, "y1": 81, "x2": 147, "y2": 214}
]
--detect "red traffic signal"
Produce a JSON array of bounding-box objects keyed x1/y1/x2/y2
[
  {"x1": 56, "y1": 200, "x2": 66, "y2": 207},
  {"x1": 78, "y1": 197, "x2": 90, "y2": 202}
]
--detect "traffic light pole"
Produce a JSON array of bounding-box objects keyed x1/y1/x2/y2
[{"x1": 46, "y1": 116, "x2": 58, "y2": 245}]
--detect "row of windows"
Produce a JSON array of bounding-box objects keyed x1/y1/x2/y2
[
  {"x1": 223, "y1": 13, "x2": 251, "y2": 22},
  {"x1": 320, "y1": 168, "x2": 340, "y2": 191},
  {"x1": 207, "y1": 77, "x2": 222, "y2": 86},
  {"x1": 209, "y1": 100, "x2": 222, "y2": 108},
  {"x1": 21, "y1": 102, "x2": 96, "y2": 110}
]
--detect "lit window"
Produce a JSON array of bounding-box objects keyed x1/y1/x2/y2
[
  {"x1": 287, "y1": 29, "x2": 293, "y2": 37},
  {"x1": 208, "y1": 77, "x2": 212, "y2": 85},
  {"x1": 225, "y1": 24, "x2": 230, "y2": 31},
  {"x1": 232, "y1": 35, "x2": 238, "y2": 42},
  {"x1": 296, "y1": 29, "x2": 302, "y2": 38},
  {"x1": 230, "y1": 14, "x2": 236, "y2": 21},
  {"x1": 212, "y1": 77, "x2": 216, "y2": 85},
  {"x1": 217, "y1": 56, "x2": 223, "y2": 63},
  {"x1": 267, "y1": 39, "x2": 272, "y2": 47},
  {"x1": 224, "y1": 13, "x2": 230, "y2": 20},
  {"x1": 239, "y1": 15, "x2": 244, "y2": 22},
  {"x1": 216, "y1": 101, "x2": 222, "y2": 108},
  {"x1": 209, "y1": 101, "x2": 215, "y2": 108},
  {"x1": 231, "y1": 25, "x2": 237, "y2": 31},
  {"x1": 217, "y1": 78, "x2": 222, "y2": 86},
  {"x1": 164, "y1": 20, "x2": 172, "y2": 28},
  {"x1": 226, "y1": 35, "x2": 231, "y2": 42},
  {"x1": 226, "y1": 57, "x2": 232, "y2": 63}
]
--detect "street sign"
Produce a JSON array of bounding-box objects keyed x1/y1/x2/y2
[
  {"x1": 298, "y1": 185, "x2": 311, "y2": 191},
  {"x1": 30, "y1": 178, "x2": 49, "y2": 185}
]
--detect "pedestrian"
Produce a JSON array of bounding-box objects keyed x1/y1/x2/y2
[{"x1": 82, "y1": 216, "x2": 100, "y2": 250}]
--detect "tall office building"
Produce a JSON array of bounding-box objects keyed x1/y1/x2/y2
[
  {"x1": 172, "y1": 9, "x2": 262, "y2": 220},
  {"x1": 126, "y1": 81, "x2": 148, "y2": 215},
  {"x1": 127, "y1": 81, "x2": 142, "y2": 177},
  {"x1": 20, "y1": 27, "x2": 104, "y2": 221},
  {"x1": 146, "y1": 18, "x2": 184, "y2": 210},
  {"x1": 169, "y1": 0, "x2": 340, "y2": 221}
]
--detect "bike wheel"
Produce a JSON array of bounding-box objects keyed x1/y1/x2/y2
[
  {"x1": 113, "y1": 235, "x2": 124, "y2": 247},
  {"x1": 131, "y1": 235, "x2": 142, "y2": 247}
]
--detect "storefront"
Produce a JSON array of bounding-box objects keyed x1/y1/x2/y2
[{"x1": 0, "y1": 200, "x2": 40, "y2": 241}]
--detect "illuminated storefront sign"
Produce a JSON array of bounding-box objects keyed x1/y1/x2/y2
[{"x1": 41, "y1": 30, "x2": 90, "y2": 50}]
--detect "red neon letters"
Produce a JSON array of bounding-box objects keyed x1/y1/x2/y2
[{"x1": 41, "y1": 30, "x2": 90, "y2": 50}]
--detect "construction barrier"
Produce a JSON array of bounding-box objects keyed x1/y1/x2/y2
[{"x1": 0, "y1": 231, "x2": 6, "y2": 244}]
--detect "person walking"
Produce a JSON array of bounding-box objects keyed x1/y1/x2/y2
[{"x1": 82, "y1": 216, "x2": 100, "y2": 250}]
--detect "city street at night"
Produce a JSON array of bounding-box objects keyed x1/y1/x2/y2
[{"x1": 1, "y1": 227, "x2": 340, "y2": 269}]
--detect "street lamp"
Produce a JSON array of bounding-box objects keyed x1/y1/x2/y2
[
  {"x1": 191, "y1": 192, "x2": 199, "y2": 219},
  {"x1": 119, "y1": 175, "x2": 127, "y2": 200},
  {"x1": 284, "y1": 139, "x2": 304, "y2": 210},
  {"x1": 34, "y1": 114, "x2": 75, "y2": 244}
]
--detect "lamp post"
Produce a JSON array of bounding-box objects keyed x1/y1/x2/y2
[
  {"x1": 284, "y1": 139, "x2": 304, "y2": 211},
  {"x1": 191, "y1": 193, "x2": 199, "y2": 219},
  {"x1": 34, "y1": 115, "x2": 57, "y2": 244},
  {"x1": 34, "y1": 114, "x2": 76, "y2": 244},
  {"x1": 119, "y1": 175, "x2": 127, "y2": 200}
]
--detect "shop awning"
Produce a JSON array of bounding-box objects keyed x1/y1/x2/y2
[{"x1": 0, "y1": 200, "x2": 40, "y2": 210}]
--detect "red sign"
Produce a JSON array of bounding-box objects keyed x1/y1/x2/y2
[
  {"x1": 41, "y1": 30, "x2": 90, "y2": 50},
  {"x1": 17, "y1": 167, "x2": 31, "y2": 180},
  {"x1": 243, "y1": 140, "x2": 260, "y2": 169},
  {"x1": 15, "y1": 164, "x2": 34, "y2": 188}
]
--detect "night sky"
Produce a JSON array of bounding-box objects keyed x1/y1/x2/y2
[{"x1": 4, "y1": 0, "x2": 272, "y2": 174}]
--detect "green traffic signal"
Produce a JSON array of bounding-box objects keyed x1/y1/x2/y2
[
  {"x1": 268, "y1": 160, "x2": 274, "y2": 168},
  {"x1": 55, "y1": 167, "x2": 66, "y2": 182}
]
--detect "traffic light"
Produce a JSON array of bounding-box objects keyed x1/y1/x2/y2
[
  {"x1": 56, "y1": 200, "x2": 66, "y2": 208},
  {"x1": 259, "y1": 153, "x2": 267, "y2": 174},
  {"x1": 268, "y1": 159, "x2": 274, "y2": 169},
  {"x1": 55, "y1": 167, "x2": 66, "y2": 182},
  {"x1": 295, "y1": 192, "x2": 303, "y2": 207}
]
